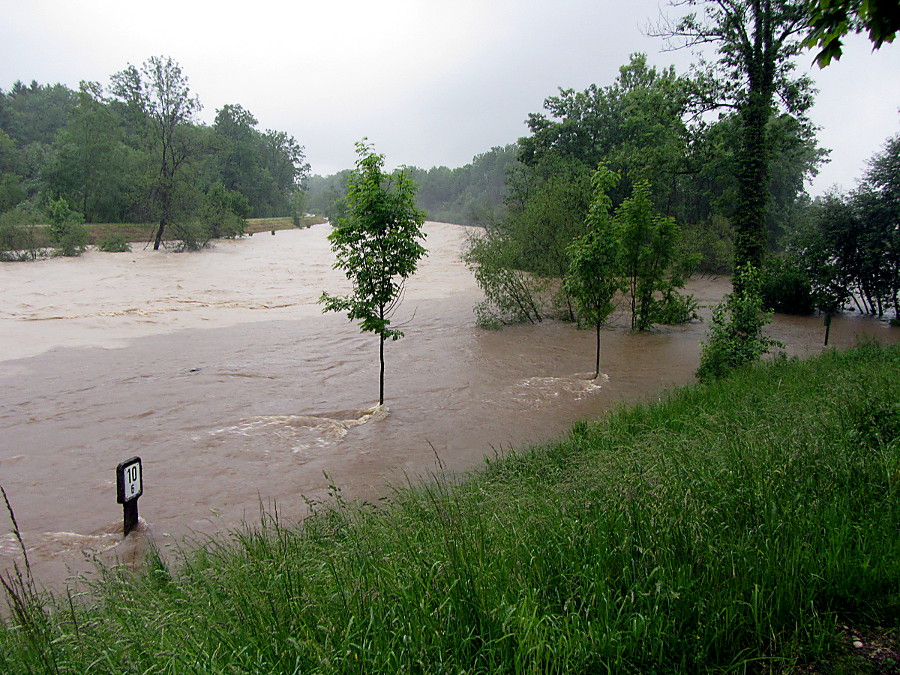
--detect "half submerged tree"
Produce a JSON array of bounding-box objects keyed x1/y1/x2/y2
[
  {"x1": 319, "y1": 140, "x2": 427, "y2": 406},
  {"x1": 110, "y1": 56, "x2": 201, "y2": 250}
]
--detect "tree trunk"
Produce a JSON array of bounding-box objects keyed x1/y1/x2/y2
[
  {"x1": 734, "y1": 89, "x2": 770, "y2": 288},
  {"x1": 379, "y1": 303, "x2": 385, "y2": 405},
  {"x1": 153, "y1": 218, "x2": 166, "y2": 251},
  {"x1": 379, "y1": 333, "x2": 385, "y2": 406},
  {"x1": 594, "y1": 321, "x2": 601, "y2": 379}
]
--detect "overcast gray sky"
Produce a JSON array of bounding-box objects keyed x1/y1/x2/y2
[{"x1": 2, "y1": 0, "x2": 898, "y2": 195}]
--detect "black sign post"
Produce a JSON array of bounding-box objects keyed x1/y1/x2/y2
[{"x1": 116, "y1": 457, "x2": 143, "y2": 536}]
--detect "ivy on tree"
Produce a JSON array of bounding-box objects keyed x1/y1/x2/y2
[
  {"x1": 320, "y1": 141, "x2": 427, "y2": 406},
  {"x1": 658, "y1": 0, "x2": 811, "y2": 278}
]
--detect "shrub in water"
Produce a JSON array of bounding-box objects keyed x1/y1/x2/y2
[
  {"x1": 97, "y1": 234, "x2": 131, "y2": 253},
  {"x1": 46, "y1": 197, "x2": 88, "y2": 257},
  {"x1": 697, "y1": 264, "x2": 782, "y2": 382},
  {"x1": 760, "y1": 254, "x2": 815, "y2": 315}
]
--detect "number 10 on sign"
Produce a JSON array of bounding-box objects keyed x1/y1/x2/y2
[
  {"x1": 117, "y1": 457, "x2": 142, "y2": 503},
  {"x1": 116, "y1": 456, "x2": 143, "y2": 536}
]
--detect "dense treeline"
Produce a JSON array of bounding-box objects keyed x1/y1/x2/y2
[
  {"x1": 463, "y1": 51, "x2": 827, "y2": 330},
  {"x1": 0, "y1": 56, "x2": 309, "y2": 256},
  {"x1": 306, "y1": 144, "x2": 519, "y2": 227},
  {"x1": 772, "y1": 132, "x2": 900, "y2": 321}
]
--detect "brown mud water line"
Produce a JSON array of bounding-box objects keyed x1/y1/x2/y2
[{"x1": 1, "y1": 222, "x2": 897, "y2": 589}]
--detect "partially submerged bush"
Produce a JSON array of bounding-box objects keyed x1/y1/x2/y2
[
  {"x1": 96, "y1": 234, "x2": 131, "y2": 253},
  {"x1": 697, "y1": 264, "x2": 782, "y2": 382},
  {"x1": 464, "y1": 227, "x2": 547, "y2": 327},
  {"x1": 760, "y1": 254, "x2": 815, "y2": 315},
  {"x1": 654, "y1": 288, "x2": 700, "y2": 325},
  {"x1": 0, "y1": 206, "x2": 48, "y2": 261},
  {"x1": 47, "y1": 197, "x2": 88, "y2": 257}
]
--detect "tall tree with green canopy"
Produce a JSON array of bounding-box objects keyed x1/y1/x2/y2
[
  {"x1": 319, "y1": 141, "x2": 427, "y2": 406},
  {"x1": 518, "y1": 53, "x2": 693, "y2": 209},
  {"x1": 564, "y1": 165, "x2": 622, "y2": 378},
  {"x1": 659, "y1": 0, "x2": 811, "y2": 282},
  {"x1": 110, "y1": 56, "x2": 201, "y2": 250}
]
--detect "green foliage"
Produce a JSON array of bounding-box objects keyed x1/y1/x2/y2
[
  {"x1": 290, "y1": 190, "x2": 306, "y2": 227},
  {"x1": 111, "y1": 56, "x2": 202, "y2": 250},
  {"x1": 202, "y1": 182, "x2": 248, "y2": 239},
  {"x1": 786, "y1": 131, "x2": 900, "y2": 319},
  {"x1": 804, "y1": 0, "x2": 900, "y2": 66},
  {"x1": 618, "y1": 180, "x2": 681, "y2": 330},
  {"x1": 663, "y1": 0, "x2": 813, "y2": 274},
  {"x1": 759, "y1": 254, "x2": 815, "y2": 314},
  {"x1": 46, "y1": 196, "x2": 88, "y2": 256},
  {"x1": 211, "y1": 104, "x2": 309, "y2": 218},
  {"x1": 697, "y1": 265, "x2": 782, "y2": 382},
  {"x1": 503, "y1": 157, "x2": 593, "y2": 278},
  {"x1": 519, "y1": 54, "x2": 692, "y2": 208},
  {"x1": 309, "y1": 146, "x2": 518, "y2": 228},
  {"x1": 319, "y1": 141, "x2": 427, "y2": 404},
  {"x1": 96, "y1": 233, "x2": 131, "y2": 252},
  {"x1": 0, "y1": 205, "x2": 46, "y2": 261},
  {"x1": 563, "y1": 165, "x2": 622, "y2": 375},
  {"x1": 654, "y1": 286, "x2": 701, "y2": 324},
  {"x1": 463, "y1": 227, "x2": 548, "y2": 328},
  {"x1": 677, "y1": 216, "x2": 734, "y2": 275},
  {"x1": 409, "y1": 145, "x2": 520, "y2": 226}
]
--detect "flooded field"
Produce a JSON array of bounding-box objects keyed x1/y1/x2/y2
[{"x1": 1, "y1": 222, "x2": 896, "y2": 587}]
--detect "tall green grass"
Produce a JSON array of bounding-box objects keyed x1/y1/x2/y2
[{"x1": 2, "y1": 343, "x2": 898, "y2": 673}]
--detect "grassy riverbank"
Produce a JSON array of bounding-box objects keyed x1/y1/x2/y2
[{"x1": 2, "y1": 343, "x2": 899, "y2": 672}]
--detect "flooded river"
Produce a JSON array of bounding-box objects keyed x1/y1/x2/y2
[{"x1": 1, "y1": 222, "x2": 897, "y2": 588}]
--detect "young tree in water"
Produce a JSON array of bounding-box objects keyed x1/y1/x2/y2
[
  {"x1": 564, "y1": 165, "x2": 622, "y2": 379},
  {"x1": 319, "y1": 141, "x2": 427, "y2": 406},
  {"x1": 618, "y1": 181, "x2": 680, "y2": 331},
  {"x1": 111, "y1": 56, "x2": 201, "y2": 250}
]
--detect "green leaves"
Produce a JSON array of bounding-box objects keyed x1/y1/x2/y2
[
  {"x1": 618, "y1": 180, "x2": 681, "y2": 331},
  {"x1": 563, "y1": 165, "x2": 623, "y2": 376},
  {"x1": 319, "y1": 140, "x2": 427, "y2": 403}
]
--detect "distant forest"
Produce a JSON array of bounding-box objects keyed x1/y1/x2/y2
[
  {"x1": 0, "y1": 57, "x2": 308, "y2": 249},
  {"x1": 306, "y1": 144, "x2": 519, "y2": 228}
]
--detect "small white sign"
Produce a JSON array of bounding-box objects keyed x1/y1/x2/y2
[{"x1": 121, "y1": 460, "x2": 142, "y2": 502}]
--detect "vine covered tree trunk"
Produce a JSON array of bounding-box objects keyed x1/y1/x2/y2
[{"x1": 734, "y1": 88, "x2": 771, "y2": 290}]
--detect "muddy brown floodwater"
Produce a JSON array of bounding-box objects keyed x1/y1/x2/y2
[{"x1": 1, "y1": 222, "x2": 897, "y2": 589}]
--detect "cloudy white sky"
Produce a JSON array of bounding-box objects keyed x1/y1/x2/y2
[{"x1": 2, "y1": 0, "x2": 898, "y2": 195}]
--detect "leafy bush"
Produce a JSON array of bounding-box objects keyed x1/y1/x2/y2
[
  {"x1": 0, "y1": 206, "x2": 47, "y2": 261},
  {"x1": 96, "y1": 234, "x2": 131, "y2": 252},
  {"x1": 463, "y1": 227, "x2": 547, "y2": 327},
  {"x1": 654, "y1": 288, "x2": 700, "y2": 325},
  {"x1": 697, "y1": 265, "x2": 782, "y2": 382},
  {"x1": 759, "y1": 255, "x2": 815, "y2": 315},
  {"x1": 677, "y1": 216, "x2": 734, "y2": 275},
  {"x1": 170, "y1": 221, "x2": 212, "y2": 251},
  {"x1": 203, "y1": 184, "x2": 248, "y2": 239}
]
